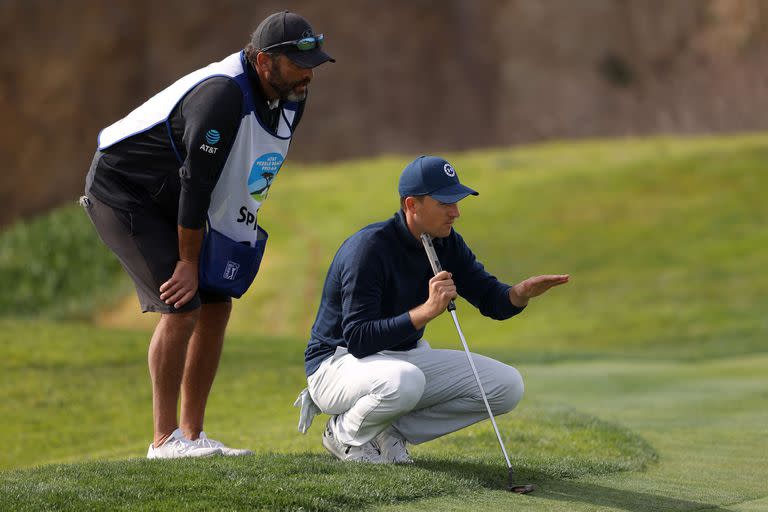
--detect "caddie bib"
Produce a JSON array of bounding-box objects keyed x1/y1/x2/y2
[{"x1": 97, "y1": 51, "x2": 295, "y2": 295}]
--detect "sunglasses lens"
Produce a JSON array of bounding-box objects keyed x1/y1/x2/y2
[
  {"x1": 296, "y1": 39, "x2": 315, "y2": 51},
  {"x1": 296, "y1": 34, "x2": 323, "y2": 51}
]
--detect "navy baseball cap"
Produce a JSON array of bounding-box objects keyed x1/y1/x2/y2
[
  {"x1": 398, "y1": 156, "x2": 479, "y2": 203},
  {"x1": 252, "y1": 11, "x2": 335, "y2": 69}
]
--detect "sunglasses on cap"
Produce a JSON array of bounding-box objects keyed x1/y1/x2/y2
[{"x1": 261, "y1": 34, "x2": 324, "y2": 52}]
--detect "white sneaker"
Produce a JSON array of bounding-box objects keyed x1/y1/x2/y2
[
  {"x1": 322, "y1": 418, "x2": 384, "y2": 463},
  {"x1": 190, "y1": 431, "x2": 254, "y2": 456},
  {"x1": 374, "y1": 426, "x2": 413, "y2": 464},
  {"x1": 147, "y1": 428, "x2": 222, "y2": 459}
]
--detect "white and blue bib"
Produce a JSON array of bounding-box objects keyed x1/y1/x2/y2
[{"x1": 98, "y1": 51, "x2": 295, "y2": 248}]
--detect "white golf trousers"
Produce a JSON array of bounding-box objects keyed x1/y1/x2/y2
[{"x1": 307, "y1": 340, "x2": 524, "y2": 446}]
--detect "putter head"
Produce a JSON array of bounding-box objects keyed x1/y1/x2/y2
[{"x1": 507, "y1": 468, "x2": 535, "y2": 494}]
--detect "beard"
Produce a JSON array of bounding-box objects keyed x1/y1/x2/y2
[
  {"x1": 284, "y1": 87, "x2": 308, "y2": 102},
  {"x1": 268, "y1": 60, "x2": 310, "y2": 102}
]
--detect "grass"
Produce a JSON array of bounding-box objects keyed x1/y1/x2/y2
[
  {"x1": 1, "y1": 133, "x2": 767, "y2": 510},
  {"x1": 235, "y1": 134, "x2": 768, "y2": 360},
  {"x1": 95, "y1": 134, "x2": 768, "y2": 364},
  {"x1": 0, "y1": 203, "x2": 128, "y2": 319},
  {"x1": 0, "y1": 455, "x2": 477, "y2": 511},
  {"x1": 1, "y1": 320, "x2": 765, "y2": 511},
  {"x1": 0, "y1": 320, "x2": 655, "y2": 475}
]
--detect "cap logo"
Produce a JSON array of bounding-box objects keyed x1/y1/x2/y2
[
  {"x1": 443, "y1": 163, "x2": 456, "y2": 177},
  {"x1": 301, "y1": 29, "x2": 313, "y2": 38}
]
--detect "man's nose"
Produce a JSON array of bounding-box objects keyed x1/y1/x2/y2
[
  {"x1": 448, "y1": 203, "x2": 460, "y2": 218},
  {"x1": 301, "y1": 67, "x2": 314, "y2": 81}
]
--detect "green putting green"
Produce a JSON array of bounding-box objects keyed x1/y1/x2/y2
[{"x1": 1, "y1": 134, "x2": 765, "y2": 510}]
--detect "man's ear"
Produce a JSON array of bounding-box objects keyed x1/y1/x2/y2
[
  {"x1": 404, "y1": 196, "x2": 417, "y2": 213},
  {"x1": 255, "y1": 52, "x2": 273, "y2": 73}
]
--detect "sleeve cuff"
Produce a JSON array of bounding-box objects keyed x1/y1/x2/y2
[
  {"x1": 500, "y1": 285, "x2": 527, "y2": 317},
  {"x1": 392, "y1": 311, "x2": 418, "y2": 336}
]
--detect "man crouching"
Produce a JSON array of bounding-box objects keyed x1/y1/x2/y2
[{"x1": 295, "y1": 155, "x2": 569, "y2": 463}]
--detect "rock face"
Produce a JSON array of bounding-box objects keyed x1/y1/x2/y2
[{"x1": 2, "y1": 0, "x2": 767, "y2": 225}]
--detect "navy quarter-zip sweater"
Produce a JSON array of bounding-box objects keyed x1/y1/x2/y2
[{"x1": 304, "y1": 210, "x2": 525, "y2": 376}]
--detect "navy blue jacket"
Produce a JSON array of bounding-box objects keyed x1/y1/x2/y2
[{"x1": 304, "y1": 210, "x2": 525, "y2": 376}]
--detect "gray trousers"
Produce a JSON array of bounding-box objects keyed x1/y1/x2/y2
[{"x1": 307, "y1": 340, "x2": 524, "y2": 446}]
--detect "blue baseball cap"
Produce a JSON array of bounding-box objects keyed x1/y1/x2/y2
[{"x1": 398, "y1": 156, "x2": 479, "y2": 203}]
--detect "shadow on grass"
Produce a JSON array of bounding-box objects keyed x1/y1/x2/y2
[{"x1": 416, "y1": 458, "x2": 730, "y2": 512}]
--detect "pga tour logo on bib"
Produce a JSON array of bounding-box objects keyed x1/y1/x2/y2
[
  {"x1": 223, "y1": 260, "x2": 240, "y2": 281},
  {"x1": 248, "y1": 152, "x2": 285, "y2": 200}
]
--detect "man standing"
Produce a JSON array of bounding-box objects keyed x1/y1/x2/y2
[
  {"x1": 299, "y1": 156, "x2": 568, "y2": 463},
  {"x1": 82, "y1": 11, "x2": 334, "y2": 458}
]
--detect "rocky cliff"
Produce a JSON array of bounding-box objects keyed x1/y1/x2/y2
[{"x1": 2, "y1": 0, "x2": 767, "y2": 225}]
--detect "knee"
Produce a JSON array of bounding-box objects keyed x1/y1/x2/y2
[
  {"x1": 378, "y1": 365, "x2": 425, "y2": 412},
  {"x1": 492, "y1": 366, "x2": 524, "y2": 415},
  {"x1": 161, "y1": 309, "x2": 200, "y2": 334},
  {"x1": 398, "y1": 366, "x2": 426, "y2": 408},
  {"x1": 202, "y1": 301, "x2": 232, "y2": 319}
]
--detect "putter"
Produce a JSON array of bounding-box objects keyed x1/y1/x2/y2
[{"x1": 420, "y1": 233, "x2": 534, "y2": 495}]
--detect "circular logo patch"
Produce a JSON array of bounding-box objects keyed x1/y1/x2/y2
[
  {"x1": 444, "y1": 163, "x2": 456, "y2": 177},
  {"x1": 205, "y1": 129, "x2": 221, "y2": 145},
  {"x1": 248, "y1": 152, "x2": 285, "y2": 198}
]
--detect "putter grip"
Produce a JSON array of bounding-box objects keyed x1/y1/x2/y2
[{"x1": 419, "y1": 234, "x2": 457, "y2": 311}]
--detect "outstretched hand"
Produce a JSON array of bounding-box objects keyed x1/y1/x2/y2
[{"x1": 509, "y1": 274, "x2": 570, "y2": 307}]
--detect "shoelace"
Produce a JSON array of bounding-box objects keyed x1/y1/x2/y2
[
  {"x1": 164, "y1": 436, "x2": 196, "y2": 454},
  {"x1": 195, "y1": 434, "x2": 223, "y2": 449}
]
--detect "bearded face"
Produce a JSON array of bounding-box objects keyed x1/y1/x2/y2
[{"x1": 267, "y1": 55, "x2": 312, "y2": 102}]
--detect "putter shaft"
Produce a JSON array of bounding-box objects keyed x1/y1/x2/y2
[
  {"x1": 449, "y1": 309, "x2": 512, "y2": 469},
  {"x1": 419, "y1": 233, "x2": 512, "y2": 470}
]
